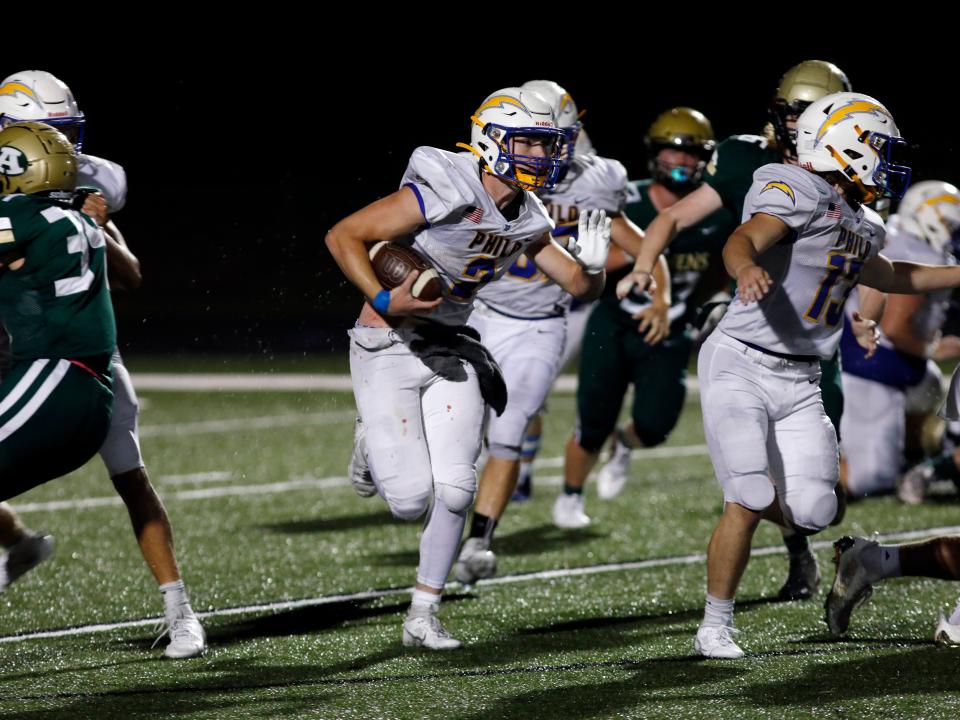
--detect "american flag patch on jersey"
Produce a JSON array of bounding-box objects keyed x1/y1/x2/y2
[
  {"x1": 462, "y1": 206, "x2": 483, "y2": 223},
  {"x1": 825, "y1": 202, "x2": 842, "y2": 219}
]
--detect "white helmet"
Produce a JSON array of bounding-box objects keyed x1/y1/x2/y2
[
  {"x1": 457, "y1": 87, "x2": 564, "y2": 192},
  {"x1": 521, "y1": 79, "x2": 583, "y2": 170},
  {"x1": 898, "y1": 180, "x2": 960, "y2": 254},
  {"x1": 0, "y1": 71, "x2": 85, "y2": 151},
  {"x1": 796, "y1": 91, "x2": 911, "y2": 201}
]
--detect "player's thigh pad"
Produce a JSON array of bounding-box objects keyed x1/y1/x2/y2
[
  {"x1": 839, "y1": 373, "x2": 904, "y2": 497},
  {"x1": 769, "y1": 377, "x2": 839, "y2": 532},
  {"x1": 0, "y1": 359, "x2": 113, "y2": 501},
  {"x1": 698, "y1": 334, "x2": 775, "y2": 511},
  {"x1": 99, "y1": 351, "x2": 144, "y2": 476},
  {"x1": 482, "y1": 314, "x2": 565, "y2": 459},
  {"x1": 559, "y1": 301, "x2": 594, "y2": 369},
  {"x1": 421, "y1": 365, "x2": 486, "y2": 513},
  {"x1": 349, "y1": 327, "x2": 434, "y2": 520}
]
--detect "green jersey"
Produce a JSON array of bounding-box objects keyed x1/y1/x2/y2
[
  {"x1": 0, "y1": 194, "x2": 115, "y2": 360},
  {"x1": 703, "y1": 134, "x2": 781, "y2": 221},
  {"x1": 620, "y1": 179, "x2": 736, "y2": 329}
]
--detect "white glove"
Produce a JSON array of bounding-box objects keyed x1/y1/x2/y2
[{"x1": 570, "y1": 209, "x2": 611, "y2": 275}]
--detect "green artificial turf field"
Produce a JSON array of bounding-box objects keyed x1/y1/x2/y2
[{"x1": 1, "y1": 367, "x2": 959, "y2": 719}]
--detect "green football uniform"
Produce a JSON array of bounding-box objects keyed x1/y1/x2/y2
[
  {"x1": 0, "y1": 194, "x2": 115, "y2": 500},
  {"x1": 703, "y1": 135, "x2": 844, "y2": 433},
  {"x1": 575, "y1": 180, "x2": 736, "y2": 452}
]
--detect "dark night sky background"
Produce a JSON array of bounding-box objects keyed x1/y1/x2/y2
[{"x1": 23, "y1": 36, "x2": 957, "y2": 356}]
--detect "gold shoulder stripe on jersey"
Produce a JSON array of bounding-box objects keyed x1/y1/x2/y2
[{"x1": 761, "y1": 181, "x2": 796, "y2": 205}]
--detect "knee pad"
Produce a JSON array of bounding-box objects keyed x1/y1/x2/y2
[
  {"x1": 785, "y1": 483, "x2": 837, "y2": 533},
  {"x1": 434, "y1": 462, "x2": 477, "y2": 514},
  {"x1": 723, "y1": 473, "x2": 775, "y2": 512},
  {"x1": 486, "y1": 407, "x2": 528, "y2": 461},
  {"x1": 385, "y1": 487, "x2": 433, "y2": 521}
]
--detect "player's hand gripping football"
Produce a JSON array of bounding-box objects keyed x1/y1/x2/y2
[
  {"x1": 570, "y1": 209, "x2": 612, "y2": 274},
  {"x1": 850, "y1": 311, "x2": 880, "y2": 359},
  {"x1": 735, "y1": 264, "x2": 773, "y2": 304},
  {"x1": 384, "y1": 271, "x2": 442, "y2": 316}
]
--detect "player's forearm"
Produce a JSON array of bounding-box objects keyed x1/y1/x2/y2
[
  {"x1": 857, "y1": 286, "x2": 886, "y2": 323},
  {"x1": 565, "y1": 267, "x2": 605, "y2": 301},
  {"x1": 652, "y1": 254, "x2": 670, "y2": 306},
  {"x1": 884, "y1": 324, "x2": 929, "y2": 358},
  {"x1": 631, "y1": 210, "x2": 677, "y2": 275},
  {"x1": 103, "y1": 222, "x2": 141, "y2": 291},
  {"x1": 722, "y1": 233, "x2": 759, "y2": 279},
  {"x1": 880, "y1": 262, "x2": 960, "y2": 294},
  {"x1": 325, "y1": 226, "x2": 383, "y2": 301}
]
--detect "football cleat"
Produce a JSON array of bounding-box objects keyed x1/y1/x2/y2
[
  {"x1": 824, "y1": 536, "x2": 876, "y2": 635},
  {"x1": 402, "y1": 607, "x2": 462, "y2": 650},
  {"x1": 553, "y1": 492, "x2": 590, "y2": 529},
  {"x1": 597, "y1": 438, "x2": 632, "y2": 500},
  {"x1": 778, "y1": 548, "x2": 821, "y2": 601},
  {"x1": 348, "y1": 418, "x2": 376, "y2": 498},
  {"x1": 454, "y1": 537, "x2": 498, "y2": 587},
  {"x1": 897, "y1": 461, "x2": 934, "y2": 506},
  {"x1": 934, "y1": 612, "x2": 960, "y2": 647},
  {"x1": 694, "y1": 625, "x2": 744, "y2": 659},
  {"x1": 160, "y1": 606, "x2": 207, "y2": 659},
  {"x1": 0, "y1": 531, "x2": 54, "y2": 592}
]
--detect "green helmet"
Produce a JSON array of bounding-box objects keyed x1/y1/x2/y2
[
  {"x1": 644, "y1": 107, "x2": 716, "y2": 191},
  {"x1": 769, "y1": 60, "x2": 851, "y2": 158},
  {"x1": 0, "y1": 121, "x2": 76, "y2": 197}
]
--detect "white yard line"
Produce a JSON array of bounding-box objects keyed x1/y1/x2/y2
[
  {"x1": 130, "y1": 373, "x2": 700, "y2": 396},
  {"x1": 11, "y1": 444, "x2": 709, "y2": 514},
  {"x1": 2, "y1": 523, "x2": 957, "y2": 645},
  {"x1": 139, "y1": 410, "x2": 356, "y2": 438}
]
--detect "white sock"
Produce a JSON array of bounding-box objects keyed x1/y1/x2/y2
[
  {"x1": 948, "y1": 598, "x2": 960, "y2": 625},
  {"x1": 160, "y1": 579, "x2": 190, "y2": 615},
  {"x1": 410, "y1": 589, "x2": 441, "y2": 613},
  {"x1": 702, "y1": 593, "x2": 735, "y2": 628},
  {"x1": 863, "y1": 544, "x2": 901, "y2": 581}
]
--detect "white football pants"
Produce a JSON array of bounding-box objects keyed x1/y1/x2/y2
[
  {"x1": 699, "y1": 332, "x2": 838, "y2": 532},
  {"x1": 99, "y1": 349, "x2": 145, "y2": 477}
]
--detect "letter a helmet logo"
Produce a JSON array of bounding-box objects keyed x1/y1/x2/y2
[{"x1": 0, "y1": 146, "x2": 27, "y2": 176}]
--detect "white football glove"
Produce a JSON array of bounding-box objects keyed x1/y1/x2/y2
[{"x1": 570, "y1": 209, "x2": 612, "y2": 275}]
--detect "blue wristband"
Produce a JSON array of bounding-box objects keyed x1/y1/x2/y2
[{"x1": 372, "y1": 289, "x2": 391, "y2": 314}]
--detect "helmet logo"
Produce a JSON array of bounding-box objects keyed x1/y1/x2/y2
[
  {"x1": 816, "y1": 100, "x2": 888, "y2": 145},
  {"x1": 0, "y1": 82, "x2": 36, "y2": 101},
  {"x1": 0, "y1": 146, "x2": 27, "y2": 175}
]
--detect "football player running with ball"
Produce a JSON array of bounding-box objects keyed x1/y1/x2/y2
[
  {"x1": 327, "y1": 88, "x2": 609, "y2": 649},
  {"x1": 693, "y1": 91, "x2": 960, "y2": 658}
]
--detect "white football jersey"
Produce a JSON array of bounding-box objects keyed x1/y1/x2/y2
[
  {"x1": 398, "y1": 147, "x2": 554, "y2": 326},
  {"x1": 720, "y1": 163, "x2": 885, "y2": 359},
  {"x1": 874, "y1": 214, "x2": 954, "y2": 342},
  {"x1": 476, "y1": 154, "x2": 627, "y2": 318},
  {"x1": 77, "y1": 153, "x2": 127, "y2": 213}
]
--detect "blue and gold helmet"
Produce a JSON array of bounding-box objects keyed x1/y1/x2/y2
[{"x1": 457, "y1": 87, "x2": 565, "y2": 192}]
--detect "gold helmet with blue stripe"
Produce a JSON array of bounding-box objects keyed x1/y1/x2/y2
[
  {"x1": 796, "y1": 91, "x2": 911, "y2": 202},
  {"x1": 770, "y1": 60, "x2": 850, "y2": 161},
  {"x1": 0, "y1": 71, "x2": 85, "y2": 151},
  {"x1": 0, "y1": 121, "x2": 77, "y2": 197},
  {"x1": 457, "y1": 87, "x2": 565, "y2": 192}
]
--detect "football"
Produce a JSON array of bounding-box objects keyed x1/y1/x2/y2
[{"x1": 368, "y1": 241, "x2": 443, "y2": 301}]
